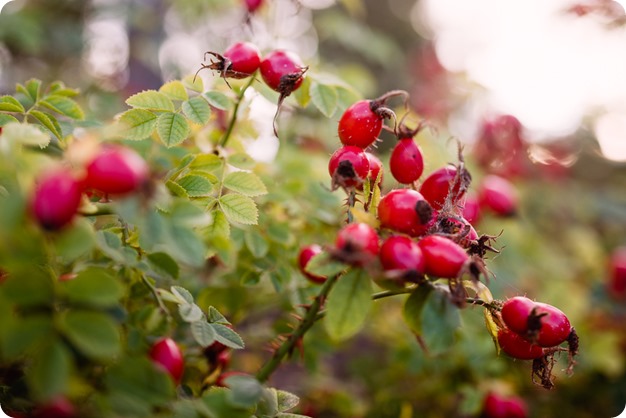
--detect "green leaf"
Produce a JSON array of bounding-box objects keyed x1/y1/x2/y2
[
  {"x1": 191, "y1": 320, "x2": 217, "y2": 347},
  {"x1": 421, "y1": 289, "x2": 462, "y2": 354},
  {"x1": 159, "y1": 80, "x2": 189, "y2": 101},
  {"x1": 226, "y1": 375, "x2": 264, "y2": 409},
  {"x1": 166, "y1": 223, "x2": 207, "y2": 267},
  {"x1": 227, "y1": 152, "x2": 256, "y2": 170},
  {"x1": 207, "y1": 306, "x2": 230, "y2": 324},
  {"x1": 59, "y1": 310, "x2": 121, "y2": 360},
  {"x1": 1, "y1": 122, "x2": 50, "y2": 148},
  {"x1": 223, "y1": 172, "x2": 267, "y2": 197},
  {"x1": 244, "y1": 229, "x2": 269, "y2": 258},
  {"x1": 179, "y1": 303, "x2": 205, "y2": 323},
  {"x1": 0, "y1": 95, "x2": 25, "y2": 112},
  {"x1": 29, "y1": 339, "x2": 72, "y2": 400},
  {"x1": 96, "y1": 230, "x2": 125, "y2": 263},
  {"x1": 62, "y1": 267, "x2": 124, "y2": 308},
  {"x1": 325, "y1": 269, "x2": 372, "y2": 341},
  {"x1": 118, "y1": 108, "x2": 158, "y2": 141},
  {"x1": 26, "y1": 79, "x2": 42, "y2": 102},
  {"x1": 402, "y1": 285, "x2": 433, "y2": 337},
  {"x1": 203, "y1": 91, "x2": 231, "y2": 110},
  {"x1": 147, "y1": 252, "x2": 180, "y2": 280},
  {"x1": 1, "y1": 269, "x2": 54, "y2": 307},
  {"x1": 1, "y1": 315, "x2": 54, "y2": 360},
  {"x1": 219, "y1": 194, "x2": 258, "y2": 225},
  {"x1": 183, "y1": 74, "x2": 204, "y2": 93},
  {"x1": 212, "y1": 323, "x2": 245, "y2": 349},
  {"x1": 30, "y1": 110, "x2": 63, "y2": 139},
  {"x1": 157, "y1": 112, "x2": 190, "y2": 147},
  {"x1": 305, "y1": 251, "x2": 346, "y2": 278},
  {"x1": 0, "y1": 113, "x2": 19, "y2": 126},
  {"x1": 191, "y1": 153, "x2": 224, "y2": 173},
  {"x1": 39, "y1": 95, "x2": 84, "y2": 119},
  {"x1": 49, "y1": 81, "x2": 80, "y2": 97},
  {"x1": 105, "y1": 357, "x2": 175, "y2": 408},
  {"x1": 177, "y1": 174, "x2": 214, "y2": 197},
  {"x1": 126, "y1": 90, "x2": 174, "y2": 111},
  {"x1": 277, "y1": 414, "x2": 311, "y2": 418},
  {"x1": 183, "y1": 96, "x2": 211, "y2": 125},
  {"x1": 336, "y1": 85, "x2": 361, "y2": 110},
  {"x1": 202, "y1": 389, "x2": 254, "y2": 418},
  {"x1": 53, "y1": 218, "x2": 96, "y2": 262},
  {"x1": 309, "y1": 82, "x2": 338, "y2": 118},
  {"x1": 171, "y1": 285, "x2": 195, "y2": 304},
  {"x1": 276, "y1": 390, "x2": 300, "y2": 412},
  {"x1": 166, "y1": 179, "x2": 189, "y2": 198},
  {"x1": 207, "y1": 210, "x2": 231, "y2": 240},
  {"x1": 292, "y1": 76, "x2": 311, "y2": 108}
]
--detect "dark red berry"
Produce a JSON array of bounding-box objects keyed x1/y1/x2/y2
[
  {"x1": 501, "y1": 297, "x2": 572, "y2": 347},
  {"x1": 335, "y1": 223, "x2": 379, "y2": 264},
  {"x1": 419, "y1": 166, "x2": 465, "y2": 211},
  {"x1": 608, "y1": 246, "x2": 626, "y2": 299},
  {"x1": 260, "y1": 50, "x2": 306, "y2": 94},
  {"x1": 223, "y1": 42, "x2": 261, "y2": 78},
  {"x1": 216, "y1": 371, "x2": 250, "y2": 388},
  {"x1": 328, "y1": 146, "x2": 370, "y2": 189},
  {"x1": 379, "y1": 235, "x2": 424, "y2": 275},
  {"x1": 377, "y1": 189, "x2": 434, "y2": 237},
  {"x1": 32, "y1": 168, "x2": 83, "y2": 231},
  {"x1": 501, "y1": 296, "x2": 536, "y2": 336},
  {"x1": 364, "y1": 152, "x2": 384, "y2": 186},
  {"x1": 478, "y1": 175, "x2": 518, "y2": 217},
  {"x1": 298, "y1": 244, "x2": 327, "y2": 284},
  {"x1": 417, "y1": 235, "x2": 469, "y2": 278},
  {"x1": 33, "y1": 397, "x2": 76, "y2": 418},
  {"x1": 497, "y1": 328, "x2": 545, "y2": 360},
  {"x1": 150, "y1": 337, "x2": 184, "y2": 383},
  {"x1": 474, "y1": 114, "x2": 528, "y2": 178},
  {"x1": 532, "y1": 303, "x2": 572, "y2": 347},
  {"x1": 244, "y1": 0, "x2": 263, "y2": 13},
  {"x1": 389, "y1": 137, "x2": 424, "y2": 184},
  {"x1": 338, "y1": 100, "x2": 383, "y2": 149},
  {"x1": 461, "y1": 193, "x2": 481, "y2": 225},
  {"x1": 86, "y1": 145, "x2": 149, "y2": 195},
  {"x1": 482, "y1": 392, "x2": 528, "y2": 418}
]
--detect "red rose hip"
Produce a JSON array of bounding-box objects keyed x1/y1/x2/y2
[
  {"x1": 223, "y1": 42, "x2": 261, "y2": 78},
  {"x1": 150, "y1": 337, "x2": 184, "y2": 383},
  {"x1": 389, "y1": 137, "x2": 424, "y2": 184},
  {"x1": 419, "y1": 166, "x2": 466, "y2": 210},
  {"x1": 482, "y1": 392, "x2": 528, "y2": 418},
  {"x1": 478, "y1": 175, "x2": 518, "y2": 217},
  {"x1": 417, "y1": 234, "x2": 469, "y2": 278},
  {"x1": 497, "y1": 328, "x2": 545, "y2": 360},
  {"x1": 377, "y1": 189, "x2": 434, "y2": 237},
  {"x1": 608, "y1": 246, "x2": 626, "y2": 299},
  {"x1": 32, "y1": 168, "x2": 83, "y2": 231},
  {"x1": 364, "y1": 152, "x2": 384, "y2": 186},
  {"x1": 379, "y1": 235, "x2": 424, "y2": 274},
  {"x1": 501, "y1": 296, "x2": 536, "y2": 336},
  {"x1": 335, "y1": 222, "x2": 379, "y2": 264},
  {"x1": 328, "y1": 146, "x2": 370, "y2": 189},
  {"x1": 32, "y1": 397, "x2": 76, "y2": 418},
  {"x1": 86, "y1": 145, "x2": 149, "y2": 195},
  {"x1": 338, "y1": 100, "x2": 384, "y2": 149},
  {"x1": 298, "y1": 244, "x2": 327, "y2": 284},
  {"x1": 260, "y1": 50, "x2": 306, "y2": 94}
]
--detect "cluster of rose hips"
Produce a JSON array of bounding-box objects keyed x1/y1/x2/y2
[{"x1": 30, "y1": 144, "x2": 149, "y2": 231}]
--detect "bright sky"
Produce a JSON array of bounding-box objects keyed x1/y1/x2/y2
[{"x1": 412, "y1": 0, "x2": 626, "y2": 161}]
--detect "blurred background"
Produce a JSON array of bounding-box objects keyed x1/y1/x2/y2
[{"x1": 1, "y1": 0, "x2": 626, "y2": 417}]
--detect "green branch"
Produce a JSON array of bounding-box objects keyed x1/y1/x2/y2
[{"x1": 218, "y1": 75, "x2": 257, "y2": 148}]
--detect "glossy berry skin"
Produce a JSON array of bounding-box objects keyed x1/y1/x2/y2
[
  {"x1": 389, "y1": 138, "x2": 424, "y2": 184},
  {"x1": 328, "y1": 146, "x2": 370, "y2": 189},
  {"x1": 482, "y1": 392, "x2": 528, "y2": 418},
  {"x1": 417, "y1": 235, "x2": 469, "y2": 278},
  {"x1": 86, "y1": 145, "x2": 149, "y2": 195},
  {"x1": 338, "y1": 100, "x2": 383, "y2": 149},
  {"x1": 501, "y1": 296, "x2": 536, "y2": 336},
  {"x1": 478, "y1": 175, "x2": 518, "y2": 217},
  {"x1": 379, "y1": 236, "x2": 424, "y2": 274},
  {"x1": 461, "y1": 193, "x2": 481, "y2": 225},
  {"x1": 33, "y1": 397, "x2": 76, "y2": 418},
  {"x1": 501, "y1": 296, "x2": 571, "y2": 347},
  {"x1": 223, "y1": 42, "x2": 261, "y2": 78},
  {"x1": 532, "y1": 303, "x2": 572, "y2": 347},
  {"x1": 364, "y1": 152, "x2": 384, "y2": 186},
  {"x1": 497, "y1": 328, "x2": 545, "y2": 360},
  {"x1": 150, "y1": 337, "x2": 184, "y2": 383},
  {"x1": 378, "y1": 189, "x2": 434, "y2": 237},
  {"x1": 608, "y1": 246, "x2": 626, "y2": 299},
  {"x1": 244, "y1": 0, "x2": 263, "y2": 13},
  {"x1": 298, "y1": 244, "x2": 327, "y2": 284},
  {"x1": 260, "y1": 50, "x2": 305, "y2": 93},
  {"x1": 32, "y1": 169, "x2": 83, "y2": 231},
  {"x1": 419, "y1": 166, "x2": 463, "y2": 210},
  {"x1": 335, "y1": 223, "x2": 379, "y2": 263}
]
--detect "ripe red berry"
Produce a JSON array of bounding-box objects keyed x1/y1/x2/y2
[
  {"x1": 32, "y1": 397, "x2": 76, "y2": 418},
  {"x1": 379, "y1": 236, "x2": 425, "y2": 275},
  {"x1": 335, "y1": 223, "x2": 379, "y2": 264},
  {"x1": 389, "y1": 138, "x2": 424, "y2": 184},
  {"x1": 364, "y1": 152, "x2": 384, "y2": 186},
  {"x1": 337, "y1": 100, "x2": 384, "y2": 149},
  {"x1": 260, "y1": 50, "x2": 306, "y2": 94},
  {"x1": 461, "y1": 193, "x2": 481, "y2": 225},
  {"x1": 298, "y1": 244, "x2": 327, "y2": 284},
  {"x1": 223, "y1": 42, "x2": 261, "y2": 78},
  {"x1": 478, "y1": 175, "x2": 518, "y2": 217},
  {"x1": 497, "y1": 328, "x2": 545, "y2": 360},
  {"x1": 328, "y1": 146, "x2": 370, "y2": 189},
  {"x1": 244, "y1": 0, "x2": 263, "y2": 13},
  {"x1": 501, "y1": 297, "x2": 572, "y2": 347},
  {"x1": 377, "y1": 189, "x2": 434, "y2": 237},
  {"x1": 417, "y1": 235, "x2": 469, "y2": 278},
  {"x1": 419, "y1": 166, "x2": 465, "y2": 210},
  {"x1": 482, "y1": 392, "x2": 528, "y2": 418},
  {"x1": 150, "y1": 337, "x2": 184, "y2": 383},
  {"x1": 86, "y1": 145, "x2": 149, "y2": 195},
  {"x1": 608, "y1": 246, "x2": 626, "y2": 299},
  {"x1": 32, "y1": 168, "x2": 83, "y2": 231}
]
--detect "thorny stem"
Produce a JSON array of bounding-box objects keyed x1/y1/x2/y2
[
  {"x1": 346, "y1": 189, "x2": 357, "y2": 223},
  {"x1": 219, "y1": 75, "x2": 257, "y2": 148},
  {"x1": 256, "y1": 273, "x2": 340, "y2": 383}
]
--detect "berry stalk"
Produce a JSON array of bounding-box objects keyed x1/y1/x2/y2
[{"x1": 219, "y1": 75, "x2": 257, "y2": 148}]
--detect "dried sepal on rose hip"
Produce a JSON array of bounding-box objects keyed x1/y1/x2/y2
[
  {"x1": 193, "y1": 42, "x2": 262, "y2": 85},
  {"x1": 332, "y1": 222, "x2": 379, "y2": 266},
  {"x1": 419, "y1": 164, "x2": 471, "y2": 212},
  {"x1": 379, "y1": 235, "x2": 425, "y2": 284},
  {"x1": 328, "y1": 145, "x2": 370, "y2": 191},
  {"x1": 377, "y1": 189, "x2": 435, "y2": 237}
]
